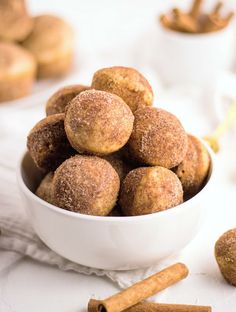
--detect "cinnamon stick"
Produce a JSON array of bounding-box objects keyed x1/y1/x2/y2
[
  {"x1": 159, "y1": 0, "x2": 234, "y2": 34},
  {"x1": 159, "y1": 14, "x2": 179, "y2": 32},
  {"x1": 88, "y1": 300, "x2": 103, "y2": 312},
  {"x1": 203, "y1": 11, "x2": 234, "y2": 33},
  {"x1": 172, "y1": 9, "x2": 198, "y2": 33},
  {"x1": 202, "y1": 14, "x2": 223, "y2": 32},
  {"x1": 88, "y1": 300, "x2": 212, "y2": 312},
  {"x1": 88, "y1": 263, "x2": 189, "y2": 312},
  {"x1": 123, "y1": 302, "x2": 212, "y2": 312},
  {"x1": 160, "y1": 15, "x2": 173, "y2": 29},
  {"x1": 213, "y1": 2, "x2": 223, "y2": 14},
  {"x1": 225, "y1": 11, "x2": 234, "y2": 24},
  {"x1": 189, "y1": 0, "x2": 203, "y2": 19}
]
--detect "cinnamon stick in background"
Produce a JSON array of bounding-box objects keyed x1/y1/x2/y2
[
  {"x1": 225, "y1": 12, "x2": 235, "y2": 24},
  {"x1": 172, "y1": 8, "x2": 198, "y2": 33},
  {"x1": 88, "y1": 263, "x2": 189, "y2": 312},
  {"x1": 189, "y1": 0, "x2": 203, "y2": 19},
  {"x1": 159, "y1": 0, "x2": 234, "y2": 34},
  {"x1": 202, "y1": 14, "x2": 223, "y2": 32},
  {"x1": 203, "y1": 11, "x2": 234, "y2": 32},
  {"x1": 159, "y1": 14, "x2": 180, "y2": 32},
  {"x1": 202, "y1": 2, "x2": 232, "y2": 32},
  {"x1": 213, "y1": 1, "x2": 223, "y2": 15},
  {"x1": 160, "y1": 14, "x2": 180, "y2": 31},
  {"x1": 160, "y1": 15, "x2": 175, "y2": 30},
  {"x1": 123, "y1": 302, "x2": 212, "y2": 312}
]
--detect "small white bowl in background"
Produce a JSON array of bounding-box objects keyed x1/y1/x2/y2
[
  {"x1": 154, "y1": 24, "x2": 236, "y2": 124},
  {"x1": 155, "y1": 24, "x2": 235, "y2": 87},
  {"x1": 17, "y1": 141, "x2": 215, "y2": 270}
]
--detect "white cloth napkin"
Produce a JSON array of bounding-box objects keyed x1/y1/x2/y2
[{"x1": 0, "y1": 213, "x2": 181, "y2": 289}]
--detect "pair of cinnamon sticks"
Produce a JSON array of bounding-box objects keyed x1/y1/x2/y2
[
  {"x1": 88, "y1": 263, "x2": 211, "y2": 312},
  {"x1": 160, "y1": 0, "x2": 234, "y2": 34}
]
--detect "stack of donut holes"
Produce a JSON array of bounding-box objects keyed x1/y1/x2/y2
[
  {"x1": 28, "y1": 66, "x2": 211, "y2": 217},
  {"x1": 0, "y1": 0, "x2": 74, "y2": 102}
]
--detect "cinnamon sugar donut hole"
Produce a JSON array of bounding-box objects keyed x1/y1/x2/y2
[
  {"x1": 35, "y1": 172, "x2": 54, "y2": 205},
  {"x1": 22, "y1": 15, "x2": 74, "y2": 79},
  {"x1": 52, "y1": 155, "x2": 120, "y2": 216},
  {"x1": 127, "y1": 107, "x2": 188, "y2": 168},
  {"x1": 91, "y1": 66, "x2": 153, "y2": 112},
  {"x1": 0, "y1": 42, "x2": 36, "y2": 102},
  {"x1": 27, "y1": 113, "x2": 75, "y2": 171},
  {"x1": 0, "y1": 0, "x2": 33, "y2": 42},
  {"x1": 119, "y1": 167, "x2": 183, "y2": 216},
  {"x1": 65, "y1": 90, "x2": 134, "y2": 155},
  {"x1": 173, "y1": 135, "x2": 210, "y2": 199},
  {"x1": 46, "y1": 84, "x2": 90, "y2": 116},
  {"x1": 215, "y1": 228, "x2": 236, "y2": 286}
]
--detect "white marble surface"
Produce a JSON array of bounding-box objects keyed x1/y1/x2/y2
[{"x1": 1, "y1": 0, "x2": 236, "y2": 311}]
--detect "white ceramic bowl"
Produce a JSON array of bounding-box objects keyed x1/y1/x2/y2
[{"x1": 17, "y1": 142, "x2": 215, "y2": 270}]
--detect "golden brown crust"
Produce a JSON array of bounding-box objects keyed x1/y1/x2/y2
[
  {"x1": 119, "y1": 166, "x2": 183, "y2": 216},
  {"x1": 35, "y1": 172, "x2": 54, "y2": 204},
  {"x1": 22, "y1": 14, "x2": 74, "y2": 78},
  {"x1": 52, "y1": 155, "x2": 120, "y2": 216},
  {"x1": 65, "y1": 90, "x2": 134, "y2": 155},
  {"x1": 173, "y1": 135, "x2": 210, "y2": 199},
  {"x1": 27, "y1": 113, "x2": 75, "y2": 171},
  {"x1": 215, "y1": 228, "x2": 236, "y2": 286},
  {"x1": 0, "y1": 42, "x2": 36, "y2": 102},
  {"x1": 127, "y1": 107, "x2": 188, "y2": 168},
  {"x1": 0, "y1": 0, "x2": 33, "y2": 41},
  {"x1": 91, "y1": 66, "x2": 153, "y2": 112},
  {"x1": 46, "y1": 84, "x2": 90, "y2": 116}
]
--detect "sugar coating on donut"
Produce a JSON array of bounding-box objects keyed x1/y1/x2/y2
[
  {"x1": 46, "y1": 84, "x2": 90, "y2": 116},
  {"x1": 91, "y1": 66, "x2": 153, "y2": 112},
  {"x1": 128, "y1": 107, "x2": 188, "y2": 168},
  {"x1": 215, "y1": 228, "x2": 236, "y2": 286},
  {"x1": 35, "y1": 172, "x2": 54, "y2": 204},
  {"x1": 119, "y1": 166, "x2": 183, "y2": 216},
  {"x1": 65, "y1": 89, "x2": 134, "y2": 155},
  {"x1": 27, "y1": 113, "x2": 75, "y2": 171},
  {"x1": 52, "y1": 155, "x2": 120, "y2": 216},
  {"x1": 173, "y1": 134, "x2": 210, "y2": 199}
]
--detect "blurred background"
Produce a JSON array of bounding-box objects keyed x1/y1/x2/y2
[
  {"x1": 26, "y1": 0, "x2": 236, "y2": 73},
  {"x1": 2, "y1": 0, "x2": 236, "y2": 136}
]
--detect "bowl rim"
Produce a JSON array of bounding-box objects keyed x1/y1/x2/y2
[
  {"x1": 158, "y1": 21, "x2": 234, "y2": 40},
  {"x1": 17, "y1": 138, "x2": 215, "y2": 223}
]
